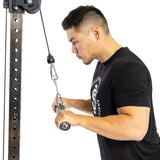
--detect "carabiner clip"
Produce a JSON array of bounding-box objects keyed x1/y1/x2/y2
[
  {"x1": 56, "y1": 93, "x2": 63, "y2": 106},
  {"x1": 50, "y1": 63, "x2": 58, "y2": 81}
]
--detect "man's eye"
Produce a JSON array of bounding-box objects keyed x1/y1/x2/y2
[{"x1": 73, "y1": 41, "x2": 78, "y2": 45}]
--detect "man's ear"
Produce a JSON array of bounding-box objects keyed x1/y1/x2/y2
[{"x1": 91, "y1": 26, "x2": 100, "y2": 40}]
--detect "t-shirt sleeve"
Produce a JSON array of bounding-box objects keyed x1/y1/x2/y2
[{"x1": 112, "y1": 62, "x2": 152, "y2": 108}]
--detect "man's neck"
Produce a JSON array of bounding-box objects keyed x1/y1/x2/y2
[{"x1": 97, "y1": 35, "x2": 122, "y2": 63}]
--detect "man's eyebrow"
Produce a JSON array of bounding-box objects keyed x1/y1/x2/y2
[{"x1": 69, "y1": 37, "x2": 75, "y2": 42}]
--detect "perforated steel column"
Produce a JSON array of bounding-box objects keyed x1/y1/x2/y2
[{"x1": 8, "y1": 13, "x2": 23, "y2": 160}]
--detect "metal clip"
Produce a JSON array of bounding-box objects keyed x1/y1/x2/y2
[
  {"x1": 50, "y1": 63, "x2": 58, "y2": 81},
  {"x1": 56, "y1": 93, "x2": 63, "y2": 106},
  {"x1": 50, "y1": 63, "x2": 63, "y2": 105}
]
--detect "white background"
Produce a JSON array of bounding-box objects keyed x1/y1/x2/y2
[{"x1": 0, "y1": 0, "x2": 160, "y2": 159}]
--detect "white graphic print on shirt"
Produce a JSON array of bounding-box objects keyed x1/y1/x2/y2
[{"x1": 91, "y1": 76, "x2": 102, "y2": 116}]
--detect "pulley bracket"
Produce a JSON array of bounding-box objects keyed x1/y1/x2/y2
[{"x1": 4, "y1": 0, "x2": 41, "y2": 13}]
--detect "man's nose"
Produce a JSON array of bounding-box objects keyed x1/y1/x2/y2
[{"x1": 72, "y1": 45, "x2": 78, "y2": 53}]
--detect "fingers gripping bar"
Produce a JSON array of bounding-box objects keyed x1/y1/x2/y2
[{"x1": 55, "y1": 104, "x2": 71, "y2": 131}]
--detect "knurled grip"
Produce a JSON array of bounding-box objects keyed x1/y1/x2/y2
[{"x1": 55, "y1": 104, "x2": 71, "y2": 131}]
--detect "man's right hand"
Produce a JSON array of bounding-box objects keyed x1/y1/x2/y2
[{"x1": 52, "y1": 97, "x2": 72, "y2": 113}]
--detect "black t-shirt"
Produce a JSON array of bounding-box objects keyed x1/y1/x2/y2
[{"x1": 90, "y1": 47, "x2": 160, "y2": 160}]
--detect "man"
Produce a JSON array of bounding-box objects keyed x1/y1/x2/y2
[{"x1": 52, "y1": 6, "x2": 160, "y2": 160}]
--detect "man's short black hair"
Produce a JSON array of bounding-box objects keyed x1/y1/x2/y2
[{"x1": 62, "y1": 5, "x2": 109, "y2": 34}]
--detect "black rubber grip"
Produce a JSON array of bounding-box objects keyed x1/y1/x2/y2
[
  {"x1": 55, "y1": 104, "x2": 71, "y2": 131},
  {"x1": 60, "y1": 122, "x2": 71, "y2": 131}
]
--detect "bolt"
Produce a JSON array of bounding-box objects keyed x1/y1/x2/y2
[
  {"x1": 13, "y1": 6, "x2": 18, "y2": 11},
  {"x1": 27, "y1": 0, "x2": 33, "y2": 4}
]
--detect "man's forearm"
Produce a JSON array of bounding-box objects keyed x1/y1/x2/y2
[
  {"x1": 69, "y1": 98, "x2": 92, "y2": 114},
  {"x1": 77, "y1": 114, "x2": 147, "y2": 141}
]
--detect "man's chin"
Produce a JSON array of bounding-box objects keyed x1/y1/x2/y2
[{"x1": 83, "y1": 59, "x2": 93, "y2": 65}]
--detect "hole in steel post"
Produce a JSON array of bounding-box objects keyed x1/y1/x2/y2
[
  {"x1": 14, "y1": 68, "x2": 18, "y2": 72},
  {"x1": 12, "y1": 146, "x2": 16, "y2": 150},
  {"x1": 15, "y1": 39, "x2": 18, "y2": 43},
  {"x1": 14, "y1": 78, "x2": 18, "y2": 82},
  {"x1": 13, "y1": 97, "x2": 17, "y2": 101},
  {"x1": 13, "y1": 88, "x2": 18, "y2": 92},
  {"x1": 13, "y1": 126, "x2": 16, "y2": 130},
  {"x1": 15, "y1": 28, "x2": 18, "y2": 33},
  {"x1": 15, "y1": 48, "x2": 18, "y2": 52},
  {"x1": 12, "y1": 155, "x2": 16, "y2": 159},
  {"x1": 13, "y1": 117, "x2": 17, "y2": 121},
  {"x1": 15, "y1": 18, "x2": 18, "y2": 22},
  {"x1": 13, "y1": 106, "x2": 17, "y2": 110},
  {"x1": 12, "y1": 137, "x2": 16, "y2": 140},
  {"x1": 14, "y1": 58, "x2": 18, "y2": 62}
]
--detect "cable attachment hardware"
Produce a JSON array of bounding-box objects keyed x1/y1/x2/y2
[
  {"x1": 47, "y1": 53, "x2": 55, "y2": 64},
  {"x1": 49, "y1": 61, "x2": 71, "y2": 131},
  {"x1": 50, "y1": 63, "x2": 58, "y2": 81},
  {"x1": 56, "y1": 93, "x2": 63, "y2": 106},
  {"x1": 49, "y1": 63, "x2": 62, "y2": 104},
  {"x1": 4, "y1": 0, "x2": 41, "y2": 14},
  {"x1": 39, "y1": 7, "x2": 71, "y2": 131}
]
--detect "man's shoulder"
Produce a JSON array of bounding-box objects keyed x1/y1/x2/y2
[{"x1": 110, "y1": 47, "x2": 148, "y2": 72}]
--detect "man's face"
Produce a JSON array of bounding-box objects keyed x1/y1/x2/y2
[{"x1": 66, "y1": 27, "x2": 97, "y2": 65}]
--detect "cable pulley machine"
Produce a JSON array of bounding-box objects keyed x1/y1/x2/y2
[{"x1": 2, "y1": 0, "x2": 70, "y2": 159}]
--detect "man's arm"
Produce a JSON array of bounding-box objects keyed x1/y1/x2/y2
[
  {"x1": 55, "y1": 106, "x2": 150, "y2": 141},
  {"x1": 52, "y1": 98, "x2": 92, "y2": 114}
]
